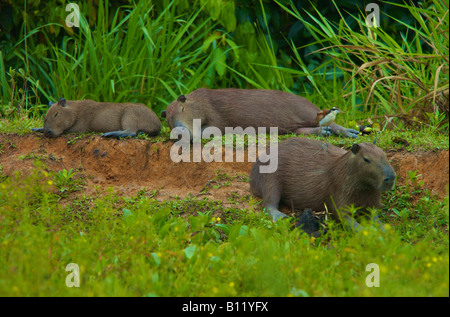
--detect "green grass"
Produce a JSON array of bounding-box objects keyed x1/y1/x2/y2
[
  {"x1": 0, "y1": 114, "x2": 43, "y2": 135},
  {"x1": 382, "y1": 170, "x2": 448, "y2": 244},
  {"x1": 0, "y1": 161, "x2": 448, "y2": 296}
]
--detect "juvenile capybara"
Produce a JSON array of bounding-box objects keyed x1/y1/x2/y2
[
  {"x1": 162, "y1": 88, "x2": 359, "y2": 139},
  {"x1": 250, "y1": 138, "x2": 396, "y2": 230},
  {"x1": 33, "y1": 98, "x2": 161, "y2": 138}
]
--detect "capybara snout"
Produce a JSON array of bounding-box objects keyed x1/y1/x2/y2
[
  {"x1": 350, "y1": 143, "x2": 396, "y2": 191},
  {"x1": 381, "y1": 166, "x2": 396, "y2": 190},
  {"x1": 43, "y1": 126, "x2": 57, "y2": 138},
  {"x1": 43, "y1": 98, "x2": 73, "y2": 137},
  {"x1": 165, "y1": 94, "x2": 198, "y2": 138}
]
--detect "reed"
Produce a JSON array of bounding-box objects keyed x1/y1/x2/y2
[{"x1": 276, "y1": 0, "x2": 449, "y2": 131}]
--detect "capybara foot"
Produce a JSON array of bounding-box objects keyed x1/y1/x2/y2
[
  {"x1": 344, "y1": 215, "x2": 387, "y2": 233},
  {"x1": 340, "y1": 128, "x2": 359, "y2": 138},
  {"x1": 102, "y1": 130, "x2": 137, "y2": 139},
  {"x1": 319, "y1": 126, "x2": 332, "y2": 137},
  {"x1": 266, "y1": 207, "x2": 289, "y2": 222}
]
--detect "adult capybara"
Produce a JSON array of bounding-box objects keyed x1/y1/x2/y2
[
  {"x1": 162, "y1": 88, "x2": 358, "y2": 139},
  {"x1": 33, "y1": 98, "x2": 161, "y2": 138},
  {"x1": 250, "y1": 138, "x2": 396, "y2": 230}
]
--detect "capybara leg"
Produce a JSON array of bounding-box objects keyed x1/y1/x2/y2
[
  {"x1": 262, "y1": 185, "x2": 288, "y2": 221},
  {"x1": 102, "y1": 130, "x2": 137, "y2": 139},
  {"x1": 31, "y1": 128, "x2": 44, "y2": 133},
  {"x1": 330, "y1": 124, "x2": 359, "y2": 138},
  {"x1": 371, "y1": 214, "x2": 386, "y2": 232},
  {"x1": 343, "y1": 215, "x2": 363, "y2": 232},
  {"x1": 294, "y1": 126, "x2": 331, "y2": 136}
]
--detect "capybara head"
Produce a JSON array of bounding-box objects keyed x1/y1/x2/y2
[
  {"x1": 43, "y1": 98, "x2": 76, "y2": 137},
  {"x1": 345, "y1": 141, "x2": 396, "y2": 192},
  {"x1": 164, "y1": 94, "x2": 206, "y2": 139}
]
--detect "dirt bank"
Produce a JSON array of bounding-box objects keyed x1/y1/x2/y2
[{"x1": 0, "y1": 134, "x2": 448, "y2": 212}]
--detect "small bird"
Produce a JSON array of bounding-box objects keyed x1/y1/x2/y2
[{"x1": 315, "y1": 107, "x2": 343, "y2": 149}]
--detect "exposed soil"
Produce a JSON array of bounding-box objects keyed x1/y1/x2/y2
[{"x1": 0, "y1": 133, "x2": 448, "y2": 215}]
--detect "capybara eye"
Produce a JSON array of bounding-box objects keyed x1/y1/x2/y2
[
  {"x1": 54, "y1": 112, "x2": 58, "y2": 118},
  {"x1": 363, "y1": 157, "x2": 371, "y2": 163}
]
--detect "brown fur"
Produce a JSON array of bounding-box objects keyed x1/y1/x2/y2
[
  {"x1": 41, "y1": 98, "x2": 161, "y2": 137},
  {"x1": 250, "y1": 138, "x2": 396, "y2": 226},
  {"x1": 164, "y1": 88, "x2": 358, "y2": 138}
]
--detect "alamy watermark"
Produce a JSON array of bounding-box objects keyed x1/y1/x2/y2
[
  {"x1": 365, "y1": 263, "x2": 380, "y2": 287},
  {"x1": 65, "y1": 263, "x2": 80, "y2": 287},
  {"x1": 366, "y1": 3, "x2": 380, "y2": 28},
  {"x1": 170, "y1": 119, "x2": 279, "y2": 173},
  {"x1": 65, "y1": 3, "x2": 80, "y2": 28}
]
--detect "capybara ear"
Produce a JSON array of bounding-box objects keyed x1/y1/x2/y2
[
  {"x1": 351, "y1": 144, "x2": 361, "y2": 154},
  {"x1": 161, "y1": 110, "x2": 167, "y2": 118},
  {"x1": 58, "y1": 97, "x2": 67, "y2": 107},
  {"x1": 177, "y1": 95, "x2": 186, "y2": 103}
]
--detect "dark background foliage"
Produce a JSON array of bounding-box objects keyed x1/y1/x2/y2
[
  {"x1": 0, "y1": 0, "x2": 439, "y2": 117},
  {"x1": 0, "y1": 0, "x2": 415, "y2": 72}
]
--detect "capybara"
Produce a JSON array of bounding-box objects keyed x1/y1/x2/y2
[
  {"x1": 161, "y1": 88, "x2": 359, "y2": 139},
  {"x1": 250, "y1": 138, "x2": 396, "y2": 230},
  {"x1": 33, "y1": 98, "x2": 161, "y2": 138}
]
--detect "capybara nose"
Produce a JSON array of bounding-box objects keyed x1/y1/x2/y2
[
  {"x1": 172, "y1": 120, "x2": 192, "y2": 140},
  {"x1": 44, "y1": 129, "x2": 56, "y2": 138},
  {"x1": 174, "y1": 120, "x2": 185, "y2": 129},
  {"x1": 384, "y1": 176, "x2": 394, "y2": 186},
  {"x1": 174, "y1": 120, "x2": 191, "y2": 134},
  {"x1": 381, "y1": 170, "x2": 396, "y2": 190},
  {"x1": 384, "y1": 175, "x2": 394, "y2": 183}
]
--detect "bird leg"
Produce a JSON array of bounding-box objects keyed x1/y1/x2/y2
[
  {"x1": 314, "y1": 126, "x2": 330, "y2": 154},
  {"x1": 324, "y1": 129, "x2": 330, "y2": 149}
]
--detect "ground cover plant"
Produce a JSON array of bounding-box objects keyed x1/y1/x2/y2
[
  {"x1": 0, "y1": 160, "x2": 448, "y2": 296},
  {"x1": 0, "y1": 0, "x2": 448, "y2": 297}
]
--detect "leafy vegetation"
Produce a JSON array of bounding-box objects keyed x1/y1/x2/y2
[
  {"x1": 0, "y1": 162, "x2": 448, "y2": 296},
  {"x1": 276, "y1": 0, "x2": 449, "y2": 127},
  {"x1": 0, "y1": 0, "x2": 448, "y2": 297}
]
